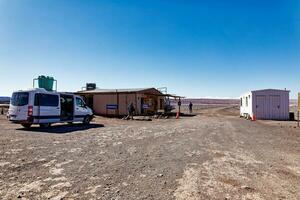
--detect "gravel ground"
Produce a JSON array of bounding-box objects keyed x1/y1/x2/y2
[{"x1": 0, "y1": 106, "x2": 299, "y2": 200}]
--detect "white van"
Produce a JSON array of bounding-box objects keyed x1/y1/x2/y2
[{"x1": 7, "y1": 88, "x2": 93, "y2": 128}]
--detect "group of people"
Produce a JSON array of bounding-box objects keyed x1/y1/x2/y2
[{"x1": 125, "y1": 101, "x2": 193, "y2": 120}]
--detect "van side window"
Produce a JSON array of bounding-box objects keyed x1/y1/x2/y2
[
  {"x1": 34, "y1": 94, "x2": 59, "y2": 107},
  {"x1": 76, "y1": 97, "x2": 85, "y2": 107}
]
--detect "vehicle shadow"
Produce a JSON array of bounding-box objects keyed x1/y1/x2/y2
[{"x1": 17, "y1": 123, "x2": 104, "y2": 134}]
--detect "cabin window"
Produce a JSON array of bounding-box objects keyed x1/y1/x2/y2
[{"x1": 34, "y1": 94, "x2": 59, "y2": 107}]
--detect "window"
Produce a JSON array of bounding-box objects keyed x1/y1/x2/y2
[
  {"x1": 240, "y1": 98, "x2": 243, "y2": 106},
  {"x1": 76, "y1": 97, "x2": 85, "y2": 107},
  {"x1": 34, "y1": 94, "x2": 59, "y2": 107},
  {"x1": 11, "y1": 92, "x2": 29, "y2": 106},
  {"x1": 246, "y1": 97, "x2": 248, "y2": 107}
]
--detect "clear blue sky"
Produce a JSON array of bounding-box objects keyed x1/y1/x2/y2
[{"x1": 0, "y1": 0, "x2": 299, "y2": 98}]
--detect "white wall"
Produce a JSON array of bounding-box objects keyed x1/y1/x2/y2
[{"x1": 240, "y1": 91, "x2": 253, "y2": 118}]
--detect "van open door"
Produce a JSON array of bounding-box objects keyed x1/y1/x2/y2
[{"x1": 60, "y1": 94, "x2": 74, "y2": 121}]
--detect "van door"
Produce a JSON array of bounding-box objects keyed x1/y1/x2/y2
[
  {"x1": 60, "y1": 94, "x2": 74, "y2": 121},
  {"x1": 9, "y1": 92, "x2": 29, "y2": 121},
  {"x1": 74, "y1": 97, "x2": 87, "y2": 121},
  {"x1": 35, "y1": 93, "x2": 60, "y2": 123}
]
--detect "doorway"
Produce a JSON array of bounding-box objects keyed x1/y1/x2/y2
[
  {"x1": 141, "y1": 98, "x2": 144, "y2": 114},
  {"x1": 60, "y1": 94, "x2": 74, "y2": 121}
]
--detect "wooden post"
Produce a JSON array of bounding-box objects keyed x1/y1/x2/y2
[
  {"x1": 135, "y1": 93, "x2": 138, "y2": 116},
  {"x1": 116, "y1": 90, "x2": 119, "y2": 116}
]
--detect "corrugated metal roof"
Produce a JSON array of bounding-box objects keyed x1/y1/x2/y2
[
  {"x1": 77, "y1": 88, "x2": 157, "y2": 94},
  {"x1": 252, "y1": 89, "x2": 290, "y2": 93},
  {"x1": 240, "y1": 89, "x2": 290, "y2": 98}
]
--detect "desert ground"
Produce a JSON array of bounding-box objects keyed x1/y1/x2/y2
[{"x1": 0, "y1": 105, "x2": 299, "y2": 200}]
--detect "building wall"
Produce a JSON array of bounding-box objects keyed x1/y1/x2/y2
[
  {"x1": 240, "y1": 91, "x2": 252, "y2": 117},
  {"x1": 93, "y1": 94, "x2": 117, "y2": 115},
  {"x1": 93, "y1": 93, "x2": 138, "y2": 116},
  {"x1": 119, "y1": 93, "x2": 138, "y2": 115},
  {"x1": 252, "y1": 90, "x2": 289, "y2": 120},
  {"x1": 91, "y1": 93, "x2": 165, "y2": 116}
]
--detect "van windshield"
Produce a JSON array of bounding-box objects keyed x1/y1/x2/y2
[{"x1": 11, "y1": 92, "x2": 29, "y2": 106}]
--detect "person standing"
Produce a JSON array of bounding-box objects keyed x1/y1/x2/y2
[
  {"x1": 127, "y1": 103, "x2": 135, "y2": 120},
  {"x1": 189, "y1": 101, "x2": 193, "y2": 114}
]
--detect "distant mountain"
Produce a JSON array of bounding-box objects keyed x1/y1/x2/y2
[
  {"x1": 170, "y1": 98, "x2": 240, "y2": 105},
  {"x1": 0, "y1": 97, "x2": 10, "y2": 104}
]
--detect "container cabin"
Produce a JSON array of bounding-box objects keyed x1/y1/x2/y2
[{"x1": 240, "y1": 89, "x2": 290, "y2": 120}]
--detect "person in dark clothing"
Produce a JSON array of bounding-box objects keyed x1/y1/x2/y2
[
  {"x1": 127, "y1": 103, "x2": 135, "y2": 120},
  {"x1": 189, "y1": 102, "x2": 193, "y2": 114}
]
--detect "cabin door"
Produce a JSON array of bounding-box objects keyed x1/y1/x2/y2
[
  {"x1": 270, "y1": 95, "x2": 280, "y2": 119},
  {"x1": 141, "y1": 98, "x2": 144, "y2": 114},
  {"x1": 256, "y1": 95, "x2": 266, "y2": 119}
]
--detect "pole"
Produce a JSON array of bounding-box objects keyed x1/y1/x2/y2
[
  {"x1": 116, "y1": 90, "x2": 119, "y2": 116},
  {"x1": 298, "y1": 93, "x2": 300, "y2": 127},
  {"x1": 297, "y1": 110, "x2": 300, "y2": 127}
]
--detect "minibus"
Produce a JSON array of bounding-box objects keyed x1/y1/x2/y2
[{"x1": 7, "y1": 88, "x2": 93, "y2": 128}]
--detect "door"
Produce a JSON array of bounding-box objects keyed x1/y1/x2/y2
[
  {"x1": 74, "y1": 97, "x2": 88, "y2": 121},
  {"x1": 270, "y1": 95, "x2": 280, "y2": 119},
  {"x1": 9, "y1": 92, "x2": 29, "y2": 121},
  {"x1": 35, "y1": 93, "x2": 60, "y2": 123},
  {"x1": 60, "y1": 94, "x2": 74, "y2": 121},
  {"x1": 87, "y1": 96, "x2": 93, "y2": 110},
  {"x1": 256, "y1": 95, "x2": 266, "y2": 119},
  {"x1": 141, "y1": 98, "x2": 144, "y2": 114}
]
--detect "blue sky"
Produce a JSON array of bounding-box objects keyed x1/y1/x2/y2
[{"x1": 0, "y1": 0, "x2": 299, "y2": 98}]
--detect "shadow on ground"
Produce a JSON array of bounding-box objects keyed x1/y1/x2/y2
[{"x1": 17, "y1": 123, "x2": 104, "y2": 134}]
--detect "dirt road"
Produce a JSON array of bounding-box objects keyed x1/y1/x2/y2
[{"x1": 0, "y1": 106, "x2": 299, "y2": 199}]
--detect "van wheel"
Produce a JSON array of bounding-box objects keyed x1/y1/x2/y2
[
  {"x1": 39, "y1": 123, "x2": 51, "y2": 128},
  {"x1": 21, "y1": 123, "x2": 32, "y2": 128},
  {"x1": 83, "y1": 116, "x2": 91, "y2": 125}
]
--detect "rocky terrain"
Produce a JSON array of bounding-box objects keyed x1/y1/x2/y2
[{"x1": 0, "y1": 106, "x2": 299, "y2": 199}]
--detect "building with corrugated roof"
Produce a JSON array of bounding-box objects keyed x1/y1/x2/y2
[{"x1": 77, "y1": 87, "x2": 170, "y2": 116}]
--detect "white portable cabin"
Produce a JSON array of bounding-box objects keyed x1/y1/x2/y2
[{"x1": 240, "y1": 89, "x2": 290, "y2": 120}]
